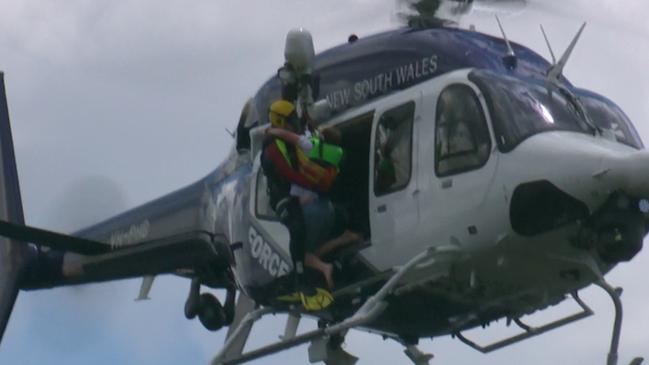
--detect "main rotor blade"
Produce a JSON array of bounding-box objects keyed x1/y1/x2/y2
[
  {"x1": 0, "y1": 72, "x2": 29, "y2": 343},
  {"x1": 396, "y1": 0, "x2": 529, "y2": 27}
]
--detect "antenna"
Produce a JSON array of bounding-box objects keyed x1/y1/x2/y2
[
  {"x1": 547, "y1": 22, "x2": 587, "y2": 82},
  {"x1": 495, "y1": 15, "x2": 517, "y2": 70},
  {"x1": 540, "y1": 22, "x2": 598, "y2": 134},
  {"x1": 496, "y1": 16, "x2": 514, "y2": 57},
  {"x1": 539, "y1": 24, "x2": 556, "y2": 64},
  {"x1": 225, "y1": 128, "x2": 235, "y2": 139}
]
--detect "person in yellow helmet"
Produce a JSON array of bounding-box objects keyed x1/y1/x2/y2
[
  {"x1": 261, "y1": 100, "x2": 343, "y2": 294},
  {"x1": 261, "y1": 100, "x2": 309, "y2": 292}
]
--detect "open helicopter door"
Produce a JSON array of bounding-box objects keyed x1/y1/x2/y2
[
  {"x1": 416, "y1": 73, "x2": 502, "y2": 248},
  {"x1": 365, "y1": 92, "x2": 422, "y2": 271}
]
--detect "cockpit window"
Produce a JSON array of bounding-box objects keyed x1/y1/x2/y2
[
  {"x1": 469, "y1": 70, "x2": 592, "y2": 152},
  {"x1": 579, "y1": 95, "x2": 643, "y2": 149},
  {"x1": 236, "y1": 99, "x2": 259, "y2": 153},
  {"x1": 435, "y1": 84, "x2": 491, "y2": 176}
]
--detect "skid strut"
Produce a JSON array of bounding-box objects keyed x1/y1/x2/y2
[
  {"x1": 596, "y1": 281, "x2": 644, "y2": 365},
  {"x1": 326, "y1": 246, "x2": 447, "y2": 336}
]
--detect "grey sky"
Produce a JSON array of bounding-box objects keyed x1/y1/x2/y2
[{"x1": 0, "y1": 0, "x2": 647, "y2": 364}]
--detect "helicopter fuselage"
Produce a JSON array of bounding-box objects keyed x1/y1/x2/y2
[{"x1": 211, "y1": 26, "x2": 649, "y2": 339}]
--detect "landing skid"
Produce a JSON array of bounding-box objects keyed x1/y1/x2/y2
[
  {"x1": 453, "y1": 292, "x2": 594, "y2": 353},
  {"x1": 403, "y1": 345, "x2": 434, "y2": 365},
  {"x1": 452, "y1": 264, "x2": 643, "y2": 365},
  {"x1": 308, "y1": 333, "x2": 359, "y2": 365},
  {"x1": 212, "y1": 245, "x2": 461, "y2": 365}
]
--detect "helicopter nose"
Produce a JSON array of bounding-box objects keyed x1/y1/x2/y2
[{"x1": 597, "y1": 150, "x2": 649, "y2": 198}]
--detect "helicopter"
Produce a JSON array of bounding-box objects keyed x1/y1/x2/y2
[{"x1": 0, "y1": 2, "x2": 648, "y2": 365}]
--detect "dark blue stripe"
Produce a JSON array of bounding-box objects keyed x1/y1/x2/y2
[{"x1": 253, "y1": 27, "x2": 562, "y2": 122}]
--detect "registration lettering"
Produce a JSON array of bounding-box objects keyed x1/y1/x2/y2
[{"x1": 109, "y1": 220, "x2": 150, "y2": 248}]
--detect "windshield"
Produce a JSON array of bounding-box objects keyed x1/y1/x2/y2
[
  {"x1": 578, "y1": 93, "x2": 643, "y2": 149},
  {"x1": 470, "y1": 70, "x2": 592, "y2": 152}
]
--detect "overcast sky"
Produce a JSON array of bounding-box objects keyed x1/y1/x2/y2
[{"x1": 0, "y1": 1, "x2": 647, "y2": 364}]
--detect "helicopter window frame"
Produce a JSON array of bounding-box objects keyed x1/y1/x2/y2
[
  {"x1": 469, "y1": 70, "x2": 593, "y2": 153},
  {"x1": 373, "y1": 101, "x2": 415, "y2": 197},
  {"x1": 434, "y1": 83, "x2": 492, "y2": 177},
  {"x1": 254, "y1": 169, "x2": 279, "y2": 221},
  {"x1": 578, "y1": 94, "x2": 643, "y2": 149}
]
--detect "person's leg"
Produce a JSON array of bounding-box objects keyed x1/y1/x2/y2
[
  {"x1": 305, "y1": 253, "x2": 334, "y2": 289},
  {"x1": 313, "y1": 204, "x2": 361, "y2": 258},
  {"x1": 314, "y1": 229, "x2": 362, "y2": 258},
  {"x1": 302, "y1": 197, "x2": 335, "y2": 288}
]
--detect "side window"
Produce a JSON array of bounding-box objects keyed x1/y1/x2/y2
[
  {"x1": 435, "y1": 84, "x2": 491, "y2": 176},
  {"x1": 374, "y1": 102, "x2": 415, "y2": 196},
  {"x1": 255, "y1": 170, "x2": 277, "y2": 220}
]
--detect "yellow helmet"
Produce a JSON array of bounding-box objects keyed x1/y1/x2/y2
[{"x1": 269, "y1": 100, "x2": 297, "y2": 128}]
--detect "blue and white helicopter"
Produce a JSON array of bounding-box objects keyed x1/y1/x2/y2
[{"x1": 0, "y1": 1, "x2": 646, "y2": 364}]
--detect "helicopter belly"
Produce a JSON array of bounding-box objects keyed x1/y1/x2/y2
[{"x1": 363, "y1": 223, "x2": 601, "y2": 338}]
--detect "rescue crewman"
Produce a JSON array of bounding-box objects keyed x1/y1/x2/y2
[
  {"x1": 260, "y1": 100, "x2": 309, "y2": 292},
  {"x1": 261, "y1": 100, "x2": 344, "y2": 308}
]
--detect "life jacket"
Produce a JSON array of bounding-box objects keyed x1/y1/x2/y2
[
  {"x1": 275, "y1": 137, "x2": 343, "y2": 193},
  {"x1": 307, "y1": 137, "x2": 344, "y2": 168},
  {"x1": 261, "y1": 137, "x2": 291, "y2": 210}
]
